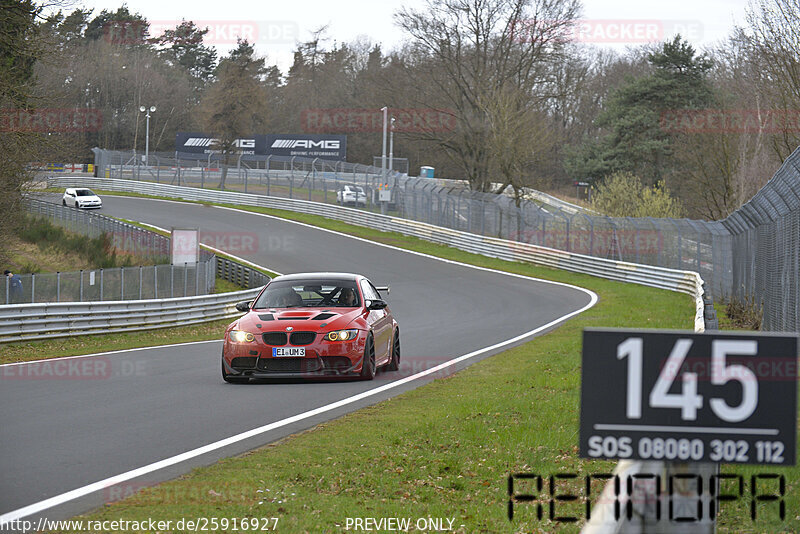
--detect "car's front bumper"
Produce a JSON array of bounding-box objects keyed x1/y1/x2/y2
[{"x1": 222, "y1": 332, "x2": 367, "y2": 379}]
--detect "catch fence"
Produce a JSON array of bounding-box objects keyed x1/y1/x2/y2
[
  {"x1": 4, "y1": 199, "x2": 269, "y2": 304},
  {"x1": 90, "y1": 147, "x2": 800, "y2": 332}
]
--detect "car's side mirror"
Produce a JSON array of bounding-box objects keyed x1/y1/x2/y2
[
  {"x1": 367, "y1": 299, "x2": 388, "y2": 310},
  {"x1": 235, "y1": 301, "x2": 251, "y2": 312}
]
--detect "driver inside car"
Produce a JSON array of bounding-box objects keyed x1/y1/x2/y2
[{"x1": 338, "y1": 288, "x2": 357, "y2": 307}]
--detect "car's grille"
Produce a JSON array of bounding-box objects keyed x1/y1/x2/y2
[
  {"x1": 231, "y1": 357, "x2": 257, "y2": 369},
  {"x1": 257, "y1": 358, "x2": 322, "y2": 373},
  {"x1": 262, "y1": 332, "x2": 287, "y2": 346},
  {"x1": 289, "y1": 332, "x2": 316, "y2": 345}
]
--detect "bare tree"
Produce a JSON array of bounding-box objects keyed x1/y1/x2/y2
[
  {"x1": 394, "y1": 0, "x2": 580, "y2": 191},
  {"x1": 746, "y1": 0, "x2": 800, "y2": 159},
  {"x1": 482, "y1": 85, "x2": 554, "y2": 203}
]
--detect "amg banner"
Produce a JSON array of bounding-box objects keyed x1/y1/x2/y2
[{"x1": 175, "y1": 132, "x2": 346, "y2": 160}]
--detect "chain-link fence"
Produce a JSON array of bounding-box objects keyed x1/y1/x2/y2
[
  {"x1": 2, "y1": 262, "x2": 216, "y2": 304},
  {"x1": 3, "y1": 199, "x2": 217, "y2": 304},
  {"x1": 91, "y1": 147, "x2": 800, "y2": 332},
  {"x1": 722, "y1": 149, "x2": 800, "y2": 332}
]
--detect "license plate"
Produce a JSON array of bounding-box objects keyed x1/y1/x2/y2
[{"x1": 273, "y1": 347, "x2": 305, "y2": 357}]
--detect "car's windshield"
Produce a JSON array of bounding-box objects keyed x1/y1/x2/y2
[
  {"x1": 253, "y1": 279, "x2": 360, "y2": 308},
  {"x1": 75, "y1": 189, "x2": 96, "y2": 196}
]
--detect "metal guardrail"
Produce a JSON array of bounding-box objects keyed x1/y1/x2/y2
[
  {"x1": 216, "y1": 257, "x2": 270, "y2": 289},
  {"x1": 0, "y1": 288, "x2": 261, "y2": 343}
]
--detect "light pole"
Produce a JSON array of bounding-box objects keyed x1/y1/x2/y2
[
  {"x1": 139, "y1": 105, "x2": 156, "y2": 165},
  {"x1": 388, "y1": 116, "x2": 395, "y2": 178},
  {"x1": 380, "y1": 106, "x2": 388, "y2": 180}
]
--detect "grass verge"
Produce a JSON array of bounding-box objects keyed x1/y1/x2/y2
[{"x1": 28, "y1": 189, "x2": 797, "y2": 532}]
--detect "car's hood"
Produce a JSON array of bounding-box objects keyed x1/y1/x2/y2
[{"x1": 238, "y1": 308, "x2": 363, "y2": 332}]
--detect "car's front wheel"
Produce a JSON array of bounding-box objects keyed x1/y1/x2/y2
[
  {"x1": 386, "y1": 329, "x2": 400, "y2": 371},
  {"x1": 222, "y1": 358, "x2": 249, "y2": 384},
  {"x1": 61, "y1": 199, "x2": 66, "y2": 206},
  {"x1": 359, "y1": 335, "x2": 376, "y2": 380}
]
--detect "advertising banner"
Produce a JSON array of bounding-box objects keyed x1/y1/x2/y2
[{"x1": 175, "y1": 132, "x2": 346, "y2": 160}]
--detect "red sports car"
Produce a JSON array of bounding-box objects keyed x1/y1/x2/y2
[{"x1": 221, "y1": 273, "x2": 400, "y2": 382}]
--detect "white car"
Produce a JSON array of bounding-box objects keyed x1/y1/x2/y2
[
  {"x1": 62, "y1": 188, "x2": 102, "y2": 209},
  {"x1": 336, "y1": 184, "x2": 367, "y2": 207}
]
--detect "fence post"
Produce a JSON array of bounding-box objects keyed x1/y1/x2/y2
[
  {"x1": 100, "y1": 268, "x2": 104, "y2": 301},
  {"x1": 80, "y1": 270, "x2": 83, "y2": 302},
  {"x1": 121, "y1": 267, "x2": 124, "y2": 300},
  {"x1": 266, "y1": 156, "x2": 272, "y2": 196},
  {"x1": 5, "y1": 276, "x2": 8, "y2": 304},
  {"x1": 154, "y1": 265, "x2": 158, "y2": 298},
  {"x1": 139, "y1": 266, "x2": 143, "y2": 300},
  {"x1": 184, "y1": 262, "x2": 188, "y2": 297},
  {"x1": 31, "y1": 273, "x2": 35, "y2": 303},
  {"x1": 57, "y1": 272, "x2": 60, "y2": 302}
]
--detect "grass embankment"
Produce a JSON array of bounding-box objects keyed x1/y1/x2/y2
[
  {"x1": 28, "y1": 190, "x2": 797, "y2": 532},
  {"x1": 3, "y1": 215, "x2": 149, "y2": 273}
]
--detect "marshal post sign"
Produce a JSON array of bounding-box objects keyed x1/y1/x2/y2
[
  {"x1": 580, "y1": 329, "x2": 798, "y2": 465},
  {"x1": 175, "y1": 132, "x2": 346, "y2": 160}
]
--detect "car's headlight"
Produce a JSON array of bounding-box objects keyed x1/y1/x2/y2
[
  {"x1": 230, "y1": 330, "x2": 255, "y2": 343},
  {"x1": 324, "y1": 329, "x2": 359, "y2": 342}
]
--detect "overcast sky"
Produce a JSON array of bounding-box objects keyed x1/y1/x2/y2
[{"x1": 66, "y1": 0, "x2": 753, "y2": 70}]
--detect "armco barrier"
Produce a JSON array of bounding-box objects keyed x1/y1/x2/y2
[{"x1": 0, "y1": 287, "x2": 261, "y2": 343}]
